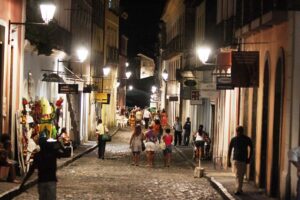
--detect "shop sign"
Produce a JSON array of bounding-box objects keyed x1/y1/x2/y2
[
  {"x1": 191, "y1": 90, "x2": 202, "y2": 105},
  {"x1": 216, "y1": 77, "x2": 234, "y2": 90},
  {"x1": 169, "y1": 96, "x2": 178, "y2": 101},
  {"x1": 232, "y1": 51, "x2": 259, "y2": 87},
  {"x1": 58, "y1": 84, "x2": 78, "y2": 94},
  {"x1": 95, "y1": 92, "x2": 111, "y2": 104}
]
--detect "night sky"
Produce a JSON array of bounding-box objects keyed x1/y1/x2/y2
[{"x1": 120, "y1": 0, "x2": 166, "y2": 59}]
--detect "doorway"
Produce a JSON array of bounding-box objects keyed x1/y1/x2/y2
[
  {"x1": 0, "y1": 25, "x2": 5, "y2": 135},
  {"x1": 270, "y1": 56, "x2": 284, "y2": 197},
  {"x1": 250, "y1": 87, "x2": 258, "y2": 181},
  {"x1": 259, "y1": 60, "x2": 269, "y2": 188}
]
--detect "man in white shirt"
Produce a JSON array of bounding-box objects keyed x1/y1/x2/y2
[
  {"x1": 135, "y1": 108, "x2": 142, "y2": 125},
  {"x1": 143, "y1": 107, "x2": 152, "y2": 129}
]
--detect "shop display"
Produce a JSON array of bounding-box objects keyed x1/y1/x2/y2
[{"x1": 16, "y1": 97, "x2": 64, "y2": 173}]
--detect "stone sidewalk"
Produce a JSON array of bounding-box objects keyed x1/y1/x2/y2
[
  {"x1": 175, "y1": 145, "x2": 276, "y2": 200},
  {"x1": 0, "y1": 127, "x2": 119, "y2": 200}
]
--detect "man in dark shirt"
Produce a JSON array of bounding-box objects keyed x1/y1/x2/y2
[
  {"x1": 227, "y1": 126, "x2": 253, "y2": 195},
  {"x1": 183, "y1": 117, "x2": 191, "y2": 146},
  {"x1": 20, "y1": 137, "x2": 62, "y2": 200}
]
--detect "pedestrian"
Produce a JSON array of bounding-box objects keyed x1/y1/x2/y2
[
  {"x1": 96, "y1": 119, "x2": 109, "y2": 160},
  {"x1": 183, "y1": 117, "x2": 191, "y2": 146},
  {"x1": 145, "y1": 125, "x2": 157, "y2": 167},
  {"x1": 135, "y1": 108, "x2": 143, "y2": 125},
  {"x1": 129, "y1": 125, "x2": 145, "y2": 166},
  {"x1": 204, "y1": 132, "x2": 211, "y2": 160},
  {"x1": 193, "y1": 125, "x2": 205, "y2": 161},
  {"x1": 162, "y1": 128, "x2": 173, "y2": 167},
  {"x1": 227, "y1": 126, "x2": 253, "y2": 195},
  {"x1": 129, "y1": 112, "x2": 136, "y2": 130},
  {"x1": 173, "y1": 116, "x2": 183, "y2": 146},
  {"x1": 143, "y1": 107, "x2": 151, "y2": 129},
  {"x1": 19, "y1": 137, "x2": 63, "y2": 200},
  {"x1": 288, "y1": 146, "x2": 300, "y2": 200},
  {"x1": 153, "y1": 119, "x2": 162, "y2": 143},
  {"x1": 160, "y1": 109, "x2": 168, "y2": 128}
]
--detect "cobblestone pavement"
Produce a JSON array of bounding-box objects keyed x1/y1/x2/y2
[{"x1": 13, "y1": 128, "x2": 223, "y2": 200}]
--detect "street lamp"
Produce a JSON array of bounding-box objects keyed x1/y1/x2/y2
[
  {"x1": 116, "y1": 80, "x2": 120, "y2": 87},
  {"x1": 125, "y1": 71, "x2": 132, "y2": 79},
  {"x1": 40, "y1": 3, "x2": 56, "y2": 24},
  {"x1": 128, "y1": 85, "x2": 133, "y2": 90},
  {"x1": 76, "y1": 47, "x2": 88, "y2": 63},
  {"x1": 103, "y1": 66, "x2": 111, "y2": 76},
  {"x1": 8, "y1": 2, "x2": 56, "y2": 44},
  {"x1": 151, "y1": 86, "x2": 157, "y2": 93},
  {"x1": 125, "y1": 62, "x2": 129, "y2": 67},
  {"x1": 162, "y1": 69, "x2": 168, "y2": 81},
  {"x1": 196, "y1": 46, "x2": 211, "y2": 64}
]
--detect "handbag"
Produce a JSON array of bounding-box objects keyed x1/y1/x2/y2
[{"x1": 101, "y1": 133, "x2": 112, "y2": 142}]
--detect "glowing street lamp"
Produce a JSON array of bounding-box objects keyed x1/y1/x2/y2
[
  {"x1": 103, "y1": 66, "x2": 111, "y2": 76},
  {"x1": 125, "y1": 71, "x2": 132, "y2": 79},
  {"x1": 76, "y1": 47, "x2": 88, "y2": 63},
  {"x1": 128, "y1": 85, "x2": 133, "y2": 90},
  {"x1": 196, "y1": 46, "x2": 211, "y2": 64},
  {"x1": 125, "y1": 62, "x2": 129, "y2": 67},
  {"x1": 40, "y1": 3, "x2": 56, "y2": 24},
  {"x1": 116, "y1": 80, "x2": 120, "y2": 87},
  {"x1": 151, "y1": 86, "x2": 157, "y2": 93},
  {"x1": 162, "y1": 69, "x2": 168, "y2": 81}
]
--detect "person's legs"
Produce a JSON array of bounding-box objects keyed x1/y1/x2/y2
[
  {"x1": 150, "y1": 151, "x2": 154, "y2": 167},
  {"x1": 136, "y1": 152, "x2": 140, "y2": 166},
  {"x1": 46, "y1": 182, "x2": 57, "y2": 200},
  {"x1": 234, "y1": 161, "x2": 246, "y2": 194},
  {"x1": 38, "y1": 182, "x2": 48, "y2": 200},
  {"x1": 101, "y1": 141, "x2": 106, "y2": 159},
  {"x1": 98, "y1": 137, "x2": 102, "y2": 158},
  {"x1": 174, "y1": 131, "x2": 178, "y2": 146},
  {"x1": 186, "y1": 133, "x2": 190, "y2": 146},
  {"x1": 178, "y1": 131, "x2": 182, "y2": 145}
]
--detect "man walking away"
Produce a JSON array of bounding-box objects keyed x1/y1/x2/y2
[
  {"x1": 227, "y1": 126, "x2": 253, "y2": 195},
  {"x1": 173, "y1": 117, "x2": 183, "y2": 146},
  {"x1": 20, "y1": 137, "x2": 63, "y2": 200},
  {"x1": 183, "y1": 117, "x2": 191, "y2": 146},
  {"x1": 143, "y1": 107, "x2": 151, "y2": 129}
]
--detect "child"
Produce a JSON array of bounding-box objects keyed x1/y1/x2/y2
[{"x1": 162, "y1": 128, "x2": 173, "y2": 167}]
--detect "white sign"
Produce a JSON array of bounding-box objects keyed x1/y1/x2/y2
[{"x1": 190, "y1": 90, "x2": 202, "y2": 105}]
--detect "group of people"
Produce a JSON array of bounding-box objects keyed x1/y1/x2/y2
[{"x1": 129, "y1": 124, "x2": 173, "y2": 168}]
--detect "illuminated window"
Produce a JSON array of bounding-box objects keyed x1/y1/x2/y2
[{"x1": 109, "y1": 0, "x2": 112, "y2": 8}]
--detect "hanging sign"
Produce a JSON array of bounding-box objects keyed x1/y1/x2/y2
[
  {"x1": 191, "y1": 90, "x2": 202, "y2": 105},
  {"x1": 169, "y1": 96, "x2": 178, "y2": 101},
  {"x1": 58, "y1": 84, "x2": 78, "y2": 94},
  {"x1": 95, "y1": 92, "x2": 111, "y2": 104},
  {"x1": 231, "y1": 51, "x2": 259, "y2": 87},
  {"x1": 216, "y1": 77, "x2": 234, "y2": 90}
]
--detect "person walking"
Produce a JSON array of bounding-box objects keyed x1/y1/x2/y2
[
  {"x1": 19, "y1": 137, "x2": 63, "y2": 200},
  {"x1": 160, "y1": 109, "x2": 168, "y2": 128},
  {"x1": 193, "y1": 125, "x2": 205, "y2": 161},
  {"x1": 145, "y1": 125, "x2": 157, "y2": 167},
  {"x1": 227, "y1": 126, "x2": 253, "y2": 195},
  {"x1": 135, "y1": 108, "x2": 143, "y2": 125},
  {"x1": 162, "y1": 128, "x2": 173, "y2": 167},
  {"x1": 183, "y1": 117, "x2": 191, "y2": 146},
  {"x1": 129, "y1": 125, "x2": 145, "y2": 166},
  {"x1": 173, "y1": 116, "x2": 183, "y2": 146},
  {"x1": 143, "y1": 107, "x2": 151, "y2": 129},
  {"x1": 96, "y1": 119, "x2": 109, "y2": 160}
]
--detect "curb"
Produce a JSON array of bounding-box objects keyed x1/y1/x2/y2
[
  {"x1": 174, "y1": 146, "x2": 236, "y2": 200},
  {"x1": 0, "y1": 128, "x2": 120, "y2": 200}
]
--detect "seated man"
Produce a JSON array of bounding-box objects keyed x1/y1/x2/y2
[{"x1": 0, "y1": 142, "x2": 18, "y2": 182}]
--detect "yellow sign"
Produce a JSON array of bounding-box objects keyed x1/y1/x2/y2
[{"x1": 95, "y1": 93, "x2": 110, "y2": 104}]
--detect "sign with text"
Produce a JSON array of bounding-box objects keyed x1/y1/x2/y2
[
  {"x1": 216, "y1": 77, "x2": 234, "y2": 90},
  {"x1": 169, "y1": 96, "x2": 178, "y2": 101},
  {"x1": 199, "y1": 83, "x2": 217, "y2": 90},
  {"x1": 191, "y1": 90, "x2": 202, "y2": 105},
  {"x1": 58, "y1": 84, "x2": 78, "y2": 94},
  {"x1": 232, "y1": 51, "x2": 259, "y2": 87},
  {"x1": 200, "y1": 90, "x2": 219, "y2": 99},
  {"x1": 95, "y1": 92, "x2": 111, "y2": 104}
]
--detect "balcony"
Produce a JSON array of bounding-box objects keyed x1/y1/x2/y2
[
  {"x1": 162, "y1": 35, "x2": 183, "y2": 60},
  {"x1": 106, "y1": 46, "x2": 119, "y2": 64}
]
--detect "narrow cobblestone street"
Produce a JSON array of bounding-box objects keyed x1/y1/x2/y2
[{"x1": 13, "y1": 128, "x2": 223, "y2": 200}]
